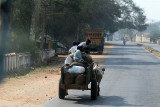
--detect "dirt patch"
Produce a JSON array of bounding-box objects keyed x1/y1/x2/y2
[
  {"x1": 0, "y1": 43, "x2": 114, "y2": 106},
  {"x1": 0, "y1": 68, "x2": 61, "y2": 107}
]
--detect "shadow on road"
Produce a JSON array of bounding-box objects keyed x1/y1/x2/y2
[{"x1": 65, "y1": 95, "x2": 142, "y2": 106}]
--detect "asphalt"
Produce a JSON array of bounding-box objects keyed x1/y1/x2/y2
[{"x1": 43, "y1": 41, "x2": 160, "y2": 107}]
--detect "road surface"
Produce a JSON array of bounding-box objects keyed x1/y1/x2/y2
[{"x1": 43, "y1": 41, "x2": 160, "y2": 107}]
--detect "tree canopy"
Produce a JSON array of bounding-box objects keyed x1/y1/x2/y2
[
  {"x1": 40, "y1": 0, "x2": 147, "y2": 42},
  {"x1": 150, "y1": 30, "x2": 160, "y2": 40},
  {"x1": 4, "y1": 0, "x2": 147, "y2": 52}
]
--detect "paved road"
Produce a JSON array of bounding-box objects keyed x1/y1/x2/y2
[
  {"x1": 43, "y1": 41, "x2": 160, "y2": 107},
  {"x1": 139, "y1": 43, "x2": 160, "y2": 52}
]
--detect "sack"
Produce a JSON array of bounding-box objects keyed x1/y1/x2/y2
[
  {"x1": 68, "y1": 66, "x2": 85, "y2": 73},
  {"x1": 75, "y1": 74, "x2": 86, "y2": 85},
  {"x1": 82, "y1": 53, "x2": 93, "y2": 64},
  {"x1": 65, "y1": 56, "x2": 73, "y2": 65},
  {"x1": 64, "y1": 72, "x2": 74, "y2": 85}
]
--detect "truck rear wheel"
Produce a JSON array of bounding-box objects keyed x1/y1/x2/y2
[
  {"x1": 91, "y1": 78, "x2": 97, "y2": 100},
  {"x1": 59, "y1": 79, "x2": 65, "y2": 99},
  {"x1": 98, "y1": 51, "x2": 103, "y2": 55}
]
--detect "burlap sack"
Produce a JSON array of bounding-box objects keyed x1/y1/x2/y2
[
  {"x1": 64, "y1": 72, "x2": 74, "y2": 85},
  {"x1": 82, "y1": 53, "x2": 93, "y2": 64},
  {"x1": 75, "y1": 74, "x2": 86, "y2": 85}
]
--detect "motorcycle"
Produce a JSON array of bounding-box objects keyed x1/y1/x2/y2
[{"x1": 123, "y1": 40, "x2": 126, "y2": 45}]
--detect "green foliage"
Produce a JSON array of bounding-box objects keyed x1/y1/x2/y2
[
  {"x1": 45, "y1": 0, "x2": 147, "y2": 42},
  {"x1": 146, "y1": 21, "x2": 160, "y2": 33},
  {"x1": 8, "y1": 0, "x2": 147, "y2": 57},
  {"x1": 10, "y1": 0, "x2": 34, "y2": 34},
  {"x1": 7, "y1": 32, "x2": 39, "y2": 60},
  {"x1": 149, "y1": 30, "x2": 160, "y2": 40},
  {"x1": 8, "y1": 32, "x2": 38, "y2": 53},
  {"x1": 7, "y1": 0, "x2": 39, "y2": 61},
  {"x1": 64, "y1": 0, "x2": 81, "y2": 12},
  {"x1": 118, "y1": 0, "x2": 147, "y2": 31},
  {"x1": 44, "y1": 0, "x2": 123, "y2": 42}
]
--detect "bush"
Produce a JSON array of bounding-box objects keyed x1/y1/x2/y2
[{"x1": 7, "y1": 32, "x2": 40, "y2": 63}]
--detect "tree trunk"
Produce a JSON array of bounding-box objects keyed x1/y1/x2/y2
[
  {"x1": 30, "y1": 0, "x2": 41, "y2": 41},
  {"x1": 76, "y1": 24, "x2": 80, "y2": 42}
]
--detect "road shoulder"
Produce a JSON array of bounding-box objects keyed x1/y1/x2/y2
[{"x1": 0, "y1": 42, "x2": 114, "y2": 106}]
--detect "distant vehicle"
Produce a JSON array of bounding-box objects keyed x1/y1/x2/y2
[
  {"x1": 123, "y1": 40, "x2": 126, "y2": 45},
  {"x1": 83, "y1": 28, "x2": 105, "y2": 54},
  {"x1": 122, "y1": 37, "x2": 127, "y2": 45}
]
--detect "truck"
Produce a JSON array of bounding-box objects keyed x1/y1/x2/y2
[{"x1": 83, "y1": 28, "x2": 105, "y2": 54}]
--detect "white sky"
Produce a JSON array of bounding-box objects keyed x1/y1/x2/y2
[{"x1": 133, "y1": 0, "x2": 160, "y2": 22}]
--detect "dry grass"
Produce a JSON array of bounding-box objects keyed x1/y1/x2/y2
[{"x1": 138, "y1": 44, "x2": 160, "y2": 58}]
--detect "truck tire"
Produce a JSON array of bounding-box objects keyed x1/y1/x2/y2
[
  {"x1": 59, "y1": 79, "x2": 65, "y2": 99},
  {"x1": 98, "y1": 51, "x2": 103, "y2": 55},
  {"x1": 91, "y1": 78, "x2": 97, "y2": 100}
]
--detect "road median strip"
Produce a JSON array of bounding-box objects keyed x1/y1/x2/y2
[{"x1": 137, "y1": 43, "x2": 160, "y2": 58}]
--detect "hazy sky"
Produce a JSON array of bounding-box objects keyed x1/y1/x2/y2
[{"x1": 133, "y1": 0, "x2": 160, "y2": 22}]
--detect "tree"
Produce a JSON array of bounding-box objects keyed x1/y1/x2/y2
[
  {"x1": 117, "y1": 0, "x2": 147, "y2": 31},
  {"x1": 8, "y1": 0, "x2": 148, "y2": 52},
  {"x1": 10, "y1": 0, "x2": 34, "y2": 36},
  {"x1": 30, "y1": 0, "x2": 42, "y2": 41},
  {"x1": 149, "y1": 30, "x2": 160, "y2": 43},
  {"x1": 7, "y1": 0, "x2": 37, "y2": 53}
]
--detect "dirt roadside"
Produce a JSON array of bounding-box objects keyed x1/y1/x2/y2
[
  {"x1": 137, "y1": 44, "x2": 160, "y2": 58},
  {"x1": 0, "y1": 43, "x2": 113, "y2": 107}
]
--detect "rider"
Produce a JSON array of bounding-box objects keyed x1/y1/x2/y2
[
  {"x1": 69, "y1": 41, "x2": 77, "y2": 54},
  {"x1": 78, "y1": 39, "x2": 91, "y2": 49},
  {"x1": 123, "y1": 37, "x2": 126, "y2": 45}
]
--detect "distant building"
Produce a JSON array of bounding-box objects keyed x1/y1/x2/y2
[
  {"x1": 134, "y1": 33, "x2": 150, "y2": 43},
  {"x1": 157, "y1": 39, "x2": 160, "y2": 45}
]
